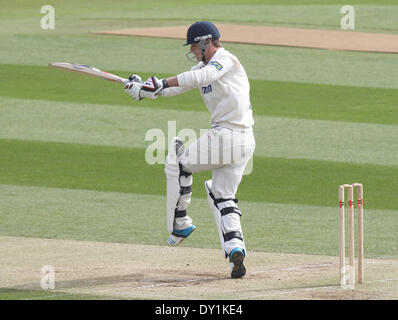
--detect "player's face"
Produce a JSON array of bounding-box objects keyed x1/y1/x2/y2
[{"x1": 190, "y1": 43, "x2": 202, "y2": 62}]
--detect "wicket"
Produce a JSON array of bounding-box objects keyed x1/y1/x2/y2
[{"x1": 338, "y1": 183, "x2": 364, "y2": 286}]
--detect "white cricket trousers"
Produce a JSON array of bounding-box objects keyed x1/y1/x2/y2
[{"x1": 178, "y1": 125, "x2": 255, "y2": 255}]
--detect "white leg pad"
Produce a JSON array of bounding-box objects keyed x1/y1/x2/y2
[
  {"x1": 218, "y1": 200, "x2": 241, "y2": 234},
  {"x1": 205, "y1": 180, "x2": 225, "y2": 255},
  {"x1": 165, "y1": 156, "x2": 180, "y2": 234},
  {"x1": 165, "y1": 137, "x2": 193, "y2": 234},
  {"x1": 177, "y1": 175, "x2": 193, "y2": 210},
  {"x1": 205, "y1": 180, "x2": 245, "y2": 257}
]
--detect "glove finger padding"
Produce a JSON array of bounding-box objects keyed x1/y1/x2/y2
[
  {"x1": 124, "y1": 81, "x2": 143, "y2": 101},
  {"x1": 140, "y1": 76, "x2": 163, "y2": 99}
]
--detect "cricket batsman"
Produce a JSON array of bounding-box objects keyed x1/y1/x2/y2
[{"x1": 124, "y1": 21, "x2": 255, "y2": 278}]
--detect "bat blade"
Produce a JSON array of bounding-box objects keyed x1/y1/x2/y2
[{"x1": 49, "y1": 62, "x2": 128, "y2": 84}]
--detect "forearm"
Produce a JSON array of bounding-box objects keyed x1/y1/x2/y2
[
  {"x1": 164, "y1": 76, "x2": 179, "y2": 87},
  {"x1": 160, "y1": 76, "x2": 192, "y2": 97}
]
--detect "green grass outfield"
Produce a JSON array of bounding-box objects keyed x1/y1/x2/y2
[
  {"x1": 0, "y1": 288, "x2": 116, "y2": 300},
  {"x1": 1, "y1": 0, "x2": 398, "y2": 300}
]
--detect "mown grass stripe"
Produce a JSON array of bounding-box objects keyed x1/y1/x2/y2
[
  {"x1": 2, "y1": 27, "x2": 398, "y2": 87},
  {"x1": 1, "y1": 63, "x2": 398, "y2": 125},
  {"x1": 1, "y1": 97, "x2": 398, "y2": 166},
  {"x1": 0, "y1": 139, "x2": 397, "y2": 210},
  {"x1": 0, "y1": 184, "x2": 397, "y2": 258},
  {"x1": 0, "y1": 288, "x2": 115, "y2": 300}
]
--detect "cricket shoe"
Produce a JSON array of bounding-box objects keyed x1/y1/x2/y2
[
  {"x1": 229, "y1": 248, "x2": 246, "y2": 279},
  {"x1": 167, "y1": 225, "x2": 196, "y2": 246}
]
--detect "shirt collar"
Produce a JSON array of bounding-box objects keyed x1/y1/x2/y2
[{"x1": 208, "y1": 47, "x2": 225, "y2": 63}]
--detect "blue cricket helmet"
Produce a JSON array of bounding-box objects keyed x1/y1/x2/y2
[{"x1": 184, "y1": 21, "x2": 220, "y2": 46}]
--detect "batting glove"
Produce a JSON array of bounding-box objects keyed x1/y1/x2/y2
[
  {"x1": 128, "y1": 74, "x2": 142, "y2": 83},
  {"x1": 139, "y1": 76, "x2": 169, "y2": 99},
  {"x1": 124, "y1": 81, "x2": 143, "y2": 101}
]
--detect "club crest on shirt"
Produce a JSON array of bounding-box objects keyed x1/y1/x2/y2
[
  {"x1": 201, "y1": 85, "x2": 212, "y2": 94},
  {"x1": 209, "y1": 61, "x2": 223, "y2": 71}
]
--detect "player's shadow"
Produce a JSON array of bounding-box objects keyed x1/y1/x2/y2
[{"x1": 4, "y1": 273, "x2": 223, "y2": 291}]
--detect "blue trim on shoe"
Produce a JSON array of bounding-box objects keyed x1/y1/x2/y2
[
  {"x1": 229, "y1": 247, "x2": 245, "y2": 260},
  {"x1": 172, "y1": 225, "x2": 196, "y2": 238},
  {"x1": 229, "y1": 247, "x2": 246, "y2": 279}
]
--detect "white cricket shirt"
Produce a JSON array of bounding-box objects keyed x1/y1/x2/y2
[{"x1": 162, "y1": 48, "x2": 254, "y2": 130}]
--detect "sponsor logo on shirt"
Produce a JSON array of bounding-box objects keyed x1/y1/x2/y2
[
  {"x1": 209, "y1": 61, "x2": 223, "y2": 71},
  {"x1": 201, "y1": 85, "x2": 212, "y2": 94}
]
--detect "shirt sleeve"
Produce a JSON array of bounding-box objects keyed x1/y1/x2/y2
[
  {"x1": 176, "y1": 56, "x2": 236, "y2": 88},
  {"x1": 159, "y1": 62, "x2": 204, "y2": 96},
  {"x1": 160, "y1": 86, "x2": 193, "y2": 97}
]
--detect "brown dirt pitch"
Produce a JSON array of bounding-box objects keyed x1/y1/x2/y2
[
  {"x1": 1, "y1": 236, "x2": 397, "y2": 300},
  {"x1": 94, "y1": 24, "x2": 398, "y2": 54}
]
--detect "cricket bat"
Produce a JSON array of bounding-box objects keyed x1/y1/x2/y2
[{"x1": 49, "y1": 62, "x2": 128, "y2": 84}]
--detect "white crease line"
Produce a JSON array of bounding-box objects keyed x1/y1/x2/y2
[
  {"x1": 251, "y1": 263, "x2": 336, "y2": 274},
  {"x1": 281, "y1": 263, "x2": 335, "y2": 271},
  {"x1": 253, "y1": 259, "x2": 398, "y2": 274},
  {"x1": 367, "y1": 278, "x2": 398, "y2": 283},
  {"x1": 366, "y1": 260, "x2": 398, "y2": 265},
  {"x1": 373, "y1": 255, "x2": 398, "y2": 259}
]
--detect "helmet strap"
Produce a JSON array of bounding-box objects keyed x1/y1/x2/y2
[
  {"x1": 201, "y1": 49, "x2": 206, "y2": 63},
  {"x1": 198, "y1": 40, "x2": 209, "y2": 63}
]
